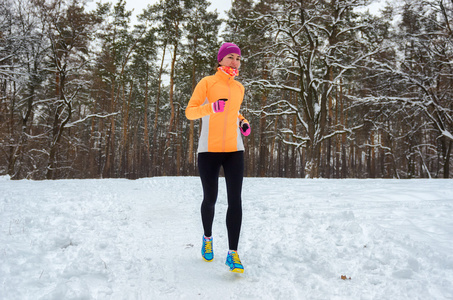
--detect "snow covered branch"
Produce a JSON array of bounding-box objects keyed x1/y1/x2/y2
[{"x1": 65, "y1": 112, "x2": 120, "y2": 128}]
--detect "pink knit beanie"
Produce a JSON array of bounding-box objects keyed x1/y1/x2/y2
[{"x1": 217, "y1": 43, "x2": 241, "y2": 62}]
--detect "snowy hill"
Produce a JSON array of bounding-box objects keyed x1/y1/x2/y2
[{"x1": 1, "y1": 176, "x2": 452, "y2": 299}]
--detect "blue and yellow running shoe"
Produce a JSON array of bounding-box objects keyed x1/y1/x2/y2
[
  {"x1": 225, "y1": 250, "x2": 244, "y2": 273},
  {"x1": 202, "y1": 236, "x2": 213, "y2": 262}
]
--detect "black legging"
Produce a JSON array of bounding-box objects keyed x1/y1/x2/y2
[{"x1": 198, "y1": 151, "x2": 244, "y2": 251}]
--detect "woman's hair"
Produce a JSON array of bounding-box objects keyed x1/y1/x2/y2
[{"x1": 213, "y1": 63, "x2": 221, "y2": 72}]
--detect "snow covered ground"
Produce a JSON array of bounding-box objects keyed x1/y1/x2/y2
[{"x1": 1, "y1": 176, "x2": 452, "y2": 299}]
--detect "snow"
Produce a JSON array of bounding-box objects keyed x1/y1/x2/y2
[
  {"x1": 442, "y1": 130, "x2": 453, "y2": 141},
  {"x1": 1, "y1": 176, "x2": 453, "y2": 299}
]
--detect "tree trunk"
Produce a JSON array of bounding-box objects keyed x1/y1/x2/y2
[
  {"x1": 443, "y1": 138, "x2": 452, "y2": 178},
  {"x1": 103, "y1": 77, "x2": 116, "y2": 178},
  {"x1": 153, "y1": 42, "x2": 167, "y2": 176},
  {"x1": 143, "y1": 64, "x2": 151, "y2": 176},
  {"x1": 163, "y1": 43, "x2": 178, "y2": 175},
  {"x1": 188, "y1": 50, "x2": 197, "y2": 174}
]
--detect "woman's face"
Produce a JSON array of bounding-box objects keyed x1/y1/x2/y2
[{"x1": 219, "y1": 53, "x2": 241, "y2": 70}]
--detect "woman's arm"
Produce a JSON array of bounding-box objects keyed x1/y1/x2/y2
[{"x1": 185, "y1": 79, "x2": 214, "y2": 120}]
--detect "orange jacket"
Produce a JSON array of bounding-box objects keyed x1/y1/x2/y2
[{"x1": 185, "y1": 70, "x2": 247, "y2": 153}]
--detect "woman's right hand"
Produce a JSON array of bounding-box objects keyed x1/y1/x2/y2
[{"x1": 212, "y1": 99, "x2": 228, "y2": 113}]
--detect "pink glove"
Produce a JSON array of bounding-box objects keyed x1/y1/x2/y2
[
  {"x1": 240, "y1": 120, "x2": 251, "y2": 136},
  {"x1": 212, "y1": 98, "x2": 228, "y2": 113}
]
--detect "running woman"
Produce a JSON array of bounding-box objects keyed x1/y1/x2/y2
[{"x1": 185, "y1": 42, "x2": 250, "y2": 273}]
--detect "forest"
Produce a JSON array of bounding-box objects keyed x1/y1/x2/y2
[{"x1": 1, "y1": 0, "x2": 452, "y2": 179}]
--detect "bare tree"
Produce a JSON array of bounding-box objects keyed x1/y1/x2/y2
[{"x1": 248, "y1": 0, "x2": 384, "y2": 178}]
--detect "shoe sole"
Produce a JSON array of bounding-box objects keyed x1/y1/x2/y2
[
  {"x1": 226, "y1": 262, "x2": 244, "y2": 273},
  {"x1": 229, "y1": 267, "x2": 244, "y2": 273},
  {"x1": 202, "y1": 257, "x2": 214, "y2": 262}
]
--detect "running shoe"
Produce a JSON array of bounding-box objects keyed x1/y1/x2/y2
[
  {"x1": 202, "y1": 236, "x2": 213, "y2": 262},
  {"x1": 225, "y1": 250, "x2": 244, "y2": 273}
]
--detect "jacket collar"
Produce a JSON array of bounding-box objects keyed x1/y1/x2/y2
[{"x1": 215, "y1": 69, "x2": 235, "y2": 81}]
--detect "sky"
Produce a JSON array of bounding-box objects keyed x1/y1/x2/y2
[
  {"x1": 88, "y1": 0, "x2": 386, "y2": 23},
  {"x1": 92, "y1": 0, "x2": 232, "y2": 20},
  {"x1": 127, "y1": 0, "x2": 232, "y2": 18}
]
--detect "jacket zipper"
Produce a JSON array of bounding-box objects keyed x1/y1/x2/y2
[{"x1": 222, "y1": 77, "x2": 231, "y2": 152}]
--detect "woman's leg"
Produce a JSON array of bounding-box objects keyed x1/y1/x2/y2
[
  {"x1": 222, "y1": 151, "x2": 244, "y2": 250},
  {"x1": 198, "y1": 152, "x2": 222, "y2": 237}
]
